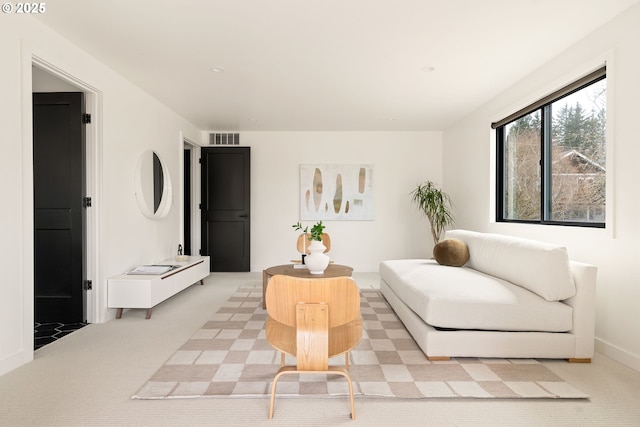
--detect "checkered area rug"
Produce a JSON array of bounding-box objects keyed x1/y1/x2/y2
[{"x1": 132, "y1": 285, "x2": 588, "y2": 400}]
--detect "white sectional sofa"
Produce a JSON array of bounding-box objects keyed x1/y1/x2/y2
[{"x1": 379, "y1": 230, "x2": 597, "y2": 362}]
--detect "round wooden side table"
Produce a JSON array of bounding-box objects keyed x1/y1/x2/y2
[{"x1": 261, "y1": 263, "x2": 353, "y2": 308}]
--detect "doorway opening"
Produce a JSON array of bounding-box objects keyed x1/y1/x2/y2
[
  {"x1": 184, "y1": 146, "x2": 192, "y2": 255},
  {"x1": 182, "y1": 140, "x2": 199, "y2": 256},
  {"x1": 31, "y1": 61, "x2": 101, "y2": 349}
]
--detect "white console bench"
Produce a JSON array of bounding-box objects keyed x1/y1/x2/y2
[{"x1": 108, "y1": 255, "x2": 210, "y2": 319}]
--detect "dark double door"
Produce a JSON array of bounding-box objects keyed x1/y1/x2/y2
[
  {"x1": 200, "y1": 147, "x2": 250, "y2": 272},
  {"x1": 33, "y1": 92, "x2": 86, "y2": 323}
]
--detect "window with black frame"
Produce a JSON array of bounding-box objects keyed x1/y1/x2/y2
[{"x1": 494, "y1": 67, "x2": 606, "y2": 228}]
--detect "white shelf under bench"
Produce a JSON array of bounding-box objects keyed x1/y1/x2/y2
[{"x1": 107, "y1": 255, "x2": 210, "y2": 319}]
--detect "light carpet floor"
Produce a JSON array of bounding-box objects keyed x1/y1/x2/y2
[
  {"x1": 133, "y1": 285, "x2": 587, "y2": 400},
  {"x1": 1, "y1": 272, "x2": 640, "y2": 426}
]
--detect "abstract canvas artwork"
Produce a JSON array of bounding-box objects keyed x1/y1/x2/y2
[{"x1": 300, "y1": 164, "x2": 374, "y2": 220}]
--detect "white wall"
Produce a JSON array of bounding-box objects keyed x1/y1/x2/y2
[
  {"x1": 443, "y1": 4, "x2": 640, "y2": 371},
  {"x1": 0, "y1": 15, "x2": 202, "y2": 375},
  {"x1": 244, "y1": 131, "x2": 442, "y2": 272},
  {"x1": 1, "y1": 13, "x2": 441, "y2": 375}
]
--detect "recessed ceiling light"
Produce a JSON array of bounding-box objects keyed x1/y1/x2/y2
[{"x1": 211, "y1": 67, "x2": 225, "y2": 73}]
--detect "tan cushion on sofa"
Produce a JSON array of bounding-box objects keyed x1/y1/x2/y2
[{"x1": 433, "y1": 238, "x2": 469, "y2": 267}]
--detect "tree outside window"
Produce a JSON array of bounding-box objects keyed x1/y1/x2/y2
[{"x1": 497, "y1": 75, "x2": 606, "y2": 227}]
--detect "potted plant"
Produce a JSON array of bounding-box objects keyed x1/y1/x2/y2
[
  {"x1": 292, "y1": 221, "x2": 329, "y2": 274},
  {"x1": 410, "y1": 181, "x2": 455, "y2": 244},
  {"x1": 293, "y1": 220, "x2": 326, "y2": 241}
]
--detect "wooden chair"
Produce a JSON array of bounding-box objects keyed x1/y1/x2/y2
[
  {"x1": 296, "y1": 232, "x2": 331, "y2": 254},
  {"x1": 265, "y1": 274, "x2": 362, "y2": 420}
]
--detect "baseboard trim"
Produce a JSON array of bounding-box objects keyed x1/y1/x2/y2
[
  {"x1": 0, "y1": 350, "x2": 33, "y2": 377},
  {"x1": 595, "y1": 338, "x2": 640, "y2": 373}
]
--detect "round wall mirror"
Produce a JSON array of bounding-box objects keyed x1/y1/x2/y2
[{"x1": 134, "y1": 150, "x2": 172, "y2": 219}]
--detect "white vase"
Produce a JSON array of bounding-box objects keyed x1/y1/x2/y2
[{"x1": 305, "y1": 240, "x2": 330, "y2": 274}]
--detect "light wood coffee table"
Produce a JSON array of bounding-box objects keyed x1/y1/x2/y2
[{"x1": 261, "y1": 263, "x2": 353, "y2": 308}]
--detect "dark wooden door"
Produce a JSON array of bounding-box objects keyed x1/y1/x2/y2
[
  {"x1": 201, "y1": 147, "x2": 250, "y2": 271},
  {"x1": 33, "y1": 92, "x2": 86, "y2": 323}
]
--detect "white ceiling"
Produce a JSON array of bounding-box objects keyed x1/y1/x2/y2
[{"x1": 36, "y1": 0, "x2": 639, "y2": 131}]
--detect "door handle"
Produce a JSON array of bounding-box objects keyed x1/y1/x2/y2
[{"x1": 239, "y1": 213, "x2": 248, "y2": 218}]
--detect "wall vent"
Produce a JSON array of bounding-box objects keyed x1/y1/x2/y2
[{"x1": 209, "y1": 132, "x2": 240, "y2": 145}]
